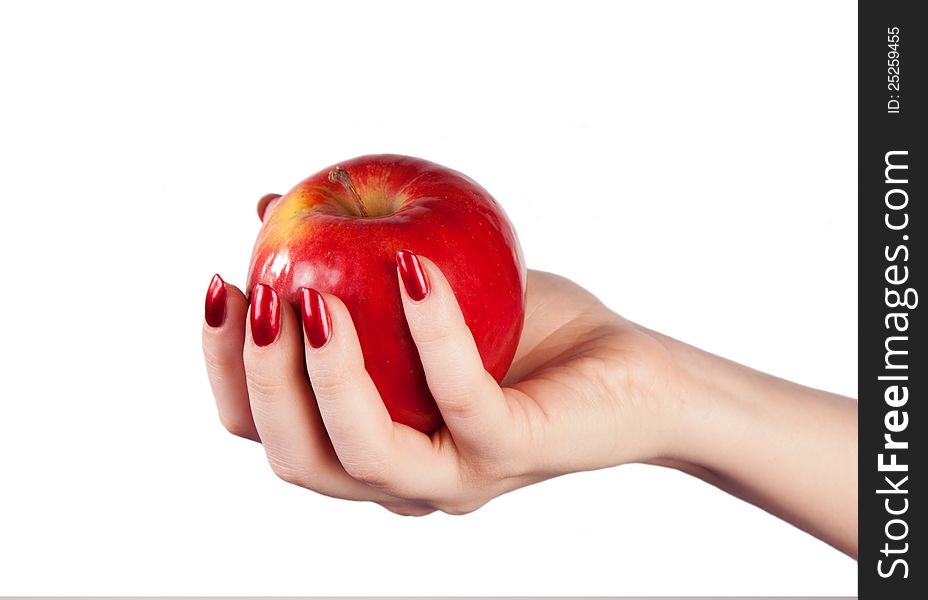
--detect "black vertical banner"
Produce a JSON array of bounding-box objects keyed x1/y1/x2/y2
[{"x1": 860, "y1": 1, "x2": 925, "y2": 598}]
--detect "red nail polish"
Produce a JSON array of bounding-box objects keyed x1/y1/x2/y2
[
  {"x1": 250, "y1": 283, "x2": 280, "y2": 347},
  {"x1": 300, "y1": 288, "x2": 331, "y2": 349},
  {"x1": 205, "y1": 274, "x2": 227, "y2": 328},
  {"x1": 396, "y1": 250, "x2": 429, "y2": 301}
]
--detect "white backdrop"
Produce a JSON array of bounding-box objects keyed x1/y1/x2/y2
[{"x1": 0, "y1": 0, "x2": 857, "y2": 595}]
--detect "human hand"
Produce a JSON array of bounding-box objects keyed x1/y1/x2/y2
[{"x1": 202, "y1": 197, "x2": 683, "y2": 516}]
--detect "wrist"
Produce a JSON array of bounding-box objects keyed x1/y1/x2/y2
[
  {"x1": 638, "y1": 329, "x2": 743, "y2": 472},
  {"x1": 596, "y1": 319, "x2": 715, "y2": 469}
]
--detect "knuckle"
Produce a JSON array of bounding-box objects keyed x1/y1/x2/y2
[
  {"x1": 341, "y1": 455, "x2": 393, "y2": 489},
  {"x1": 307, "y1": 367, "x2": 350, "y2": 398},
  {"x1": 436, "y1": 497, "x2": 483, "y2": 516},
  {"x1": 267, "y1": 456, "x2": 314, "y2": 489},
  {"x1": 434, "y1": 375, "x2": 475, "y2": 406},
  {"x1": 429, "y1": 468, "x2": 490, "y2": 516},
  {"x1": 203, "y1": 344, "x2": 238, "y2": 374},
  {"x1": 217, "y1": 411, "x2": 255, "y2": 440},
  {"x1": 244, "y1": 368, "x2": 288, "y2": 402},
  {"x1": 433, "y1": 371, "x2": 494, "y2": 417},
  {"x1": 411, "y1": 319, "x2": 457, "y2": 350}
]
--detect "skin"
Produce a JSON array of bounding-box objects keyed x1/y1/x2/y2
[{"x1": 202, "y1": 195, "x2": 858, "y2": 558}]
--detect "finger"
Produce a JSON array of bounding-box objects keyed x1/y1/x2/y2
[
  {"x1": 395, "y1": 251, "x2": 512, "y2": 453},
  {"x1": 243, "y1": 283, "x2": 394, "y2": 502},
  {"x1": 202, "y1": 274, "x2": 259, "y2": 441},
  {"x1": 300, "y1": 288, "x2": 458, "y2": 498},
  {"x1": 256, "y1": 193, "x2": 281, "y2": 221}
]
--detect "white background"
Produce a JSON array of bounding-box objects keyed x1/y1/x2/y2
[{"x1": 0, "y1": 0, "x2": 857, "y2": 595}]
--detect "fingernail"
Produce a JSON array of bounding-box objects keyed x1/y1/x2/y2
[
  {"x1": 396, "y1": 250, "x2": 429, "y2": 301},
  {"x1": 250, "y1": 283, "x2": 280, "y2": 347},
  {"x1": 257, "y1": 193, "x2": 282, "y2": 221},
  {"x1": 300, "y1": 287, "x2": 331, "y2": 349},
  {"x1": 205, "y1": 274, "x2": 227, "y2": 328}
]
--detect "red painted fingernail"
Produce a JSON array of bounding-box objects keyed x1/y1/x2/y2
[
  {"x1": 300, "y1": 288, "x2": 331, "y2": 349},
  {"x1": 250, "y1": 283, "x2": 280, "y2": 347},
  {"x1": 205, "y1": 274, "x2": 227, "y2": 328},
  {"x1": 396, "y1": 250, "x2": 429, "y2": 301}
]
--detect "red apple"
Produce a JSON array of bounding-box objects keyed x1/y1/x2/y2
[{"x1": 246, "y1": 154, "x2": 526, "y2": 433}]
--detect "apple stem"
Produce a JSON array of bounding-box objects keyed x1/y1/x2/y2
[{"x1": 328, "y1": 166, "x2": 368, "y2": 217}]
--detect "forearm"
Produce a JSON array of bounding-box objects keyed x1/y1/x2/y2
[{"x1": 653, "y1": 333, "x2": 858, "y2": 558}]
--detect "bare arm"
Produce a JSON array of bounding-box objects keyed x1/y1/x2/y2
[{"x1": 652, "y1": 334, "x2": 858, "y2": 557}]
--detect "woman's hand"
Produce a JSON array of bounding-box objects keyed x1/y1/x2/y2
[
  {"x1": 202, "y1": 259, "x2": 679, "y2": 516},
  {"x1": 202, "y1": 194, "x2": 681, "y2": 515},
  {"x1": 203, "y1": 194, "x2": 857, "y2": 559}
]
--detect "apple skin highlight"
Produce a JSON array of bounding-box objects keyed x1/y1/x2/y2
[{"x1": 246, "y1": 154, "x2": 526, "y2": 433}]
